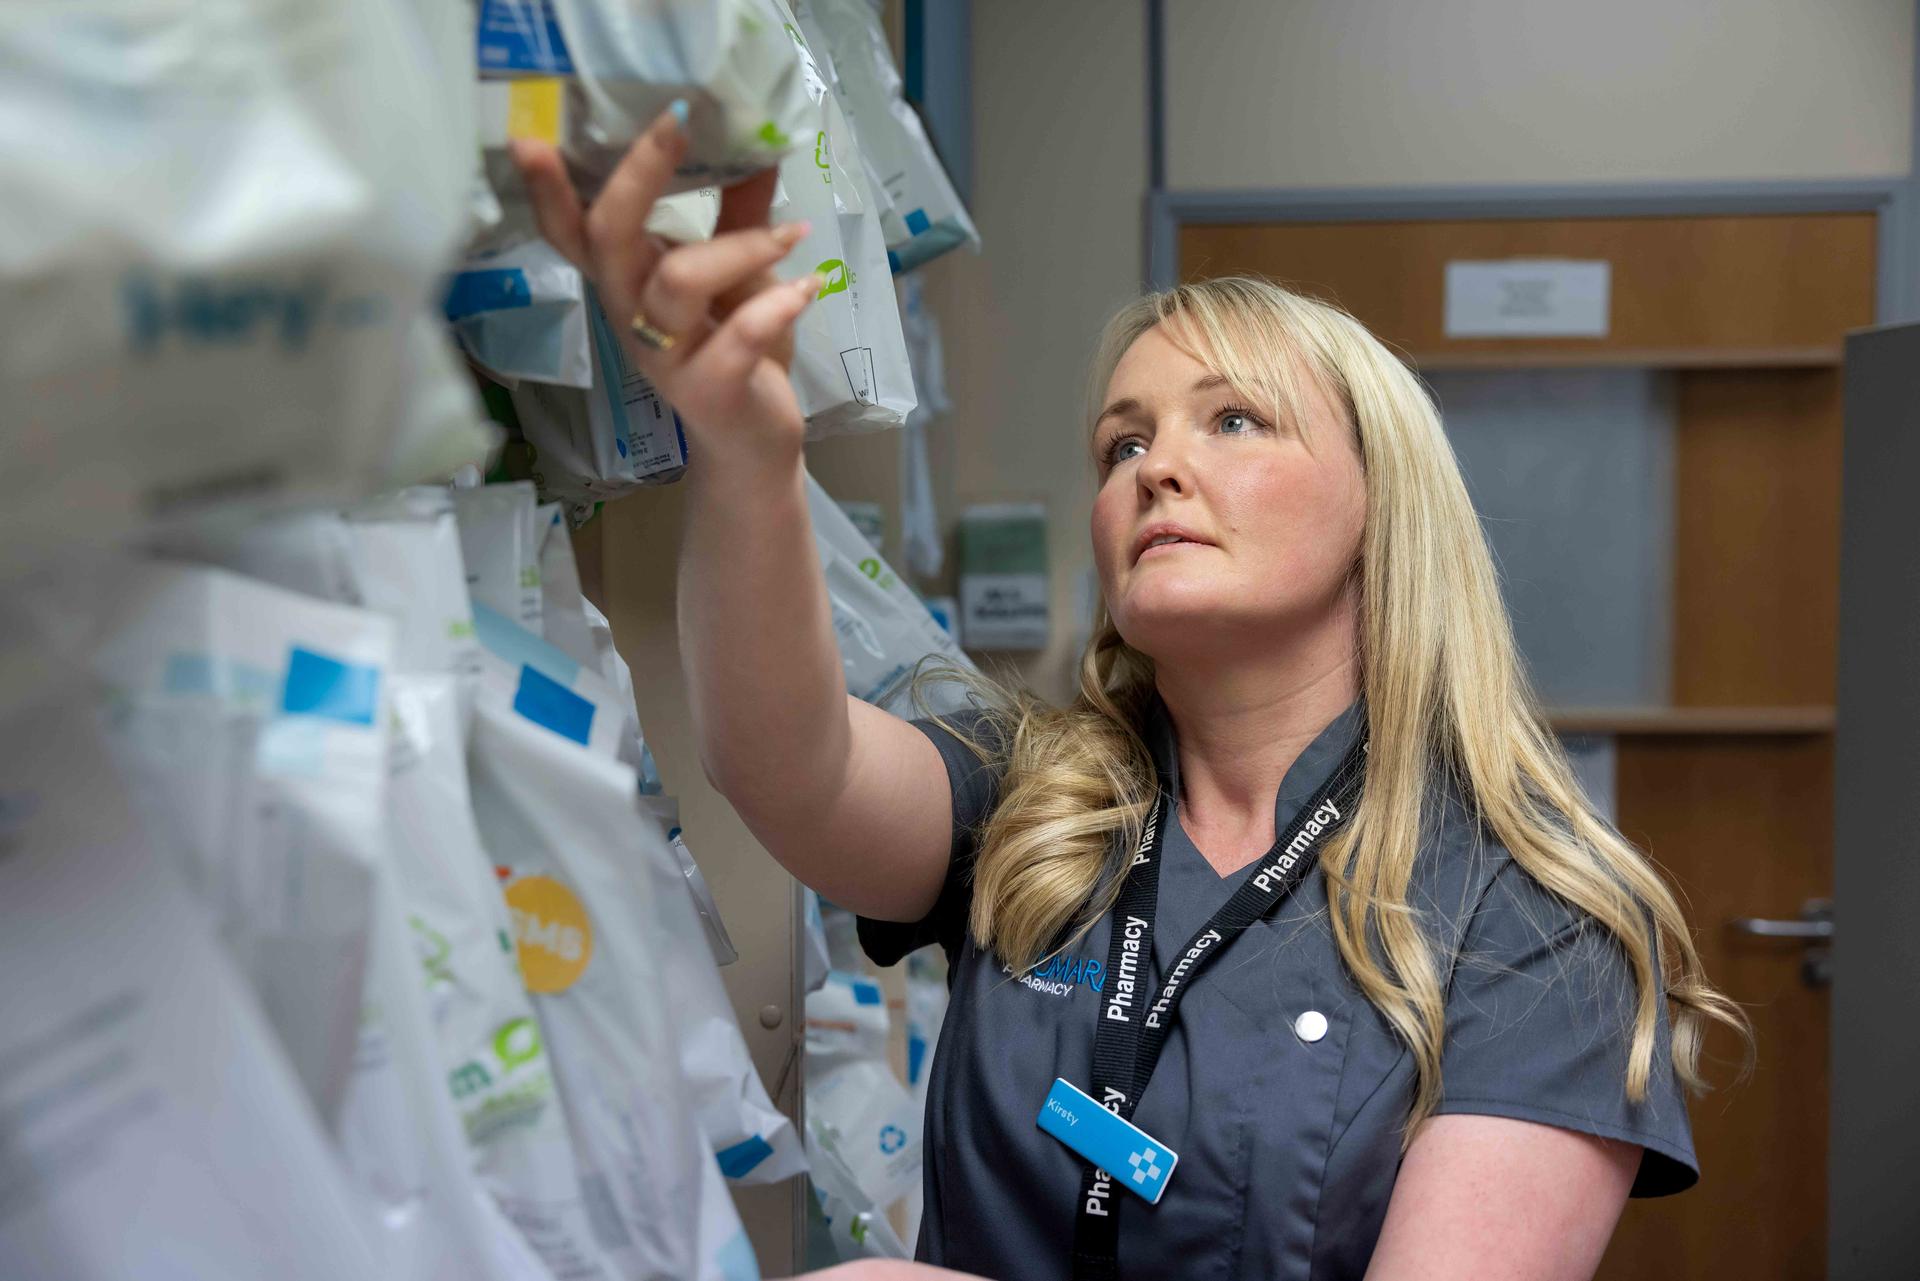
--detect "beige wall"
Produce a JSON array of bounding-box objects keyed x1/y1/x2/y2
[
  {"x1": 1167, "y1": 0, "x2": 1914, "y2": 189},
  {"x1": 908, "y1": 0, "x2": 1150, "y2": 703}
]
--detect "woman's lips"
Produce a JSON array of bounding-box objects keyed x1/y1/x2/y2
[{"x1": 1137, "y1": 539, "x2": 1209, "y2": 560}]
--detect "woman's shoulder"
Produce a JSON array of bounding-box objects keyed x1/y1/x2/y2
[
  {"x1": 907, "y1": 698, "x2": 1016, "y2": 831},
  {"x1": 1408, "y1": 775, "x2": 1646, "y2": 981},
  {"x1": 1408, "y1": 778, "x2": 1700, "y2": 1196},
  {"x1": 1408, "y1": 777, "x2": 1569, "y2": 963},
  {"x1": 911, "y1": 698, "x2": 1014, "y2": 774},
  {"x1": 855, "y1": 700, "x2": 1017, "y2": 969},
  {"x1": 913, "y1": 699, "x2": 1010, "y2": 755}
]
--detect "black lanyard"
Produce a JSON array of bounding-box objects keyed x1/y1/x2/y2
[{"x1": 1069, "y1": 734, "x2": 1367, "y2": 1281}]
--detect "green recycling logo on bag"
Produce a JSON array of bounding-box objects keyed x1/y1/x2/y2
[
  {"x1": 814, "y1": 259, "x2": 851, "y2": 299},
  {"x1": 814, "y1": 130, "x2": 832, "y2": 181}
]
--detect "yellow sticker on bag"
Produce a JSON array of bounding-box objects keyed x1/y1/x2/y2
[
  {"x1": 505, "y1": 874, "x2": 592, "y2": 993},
  {"x1": 507, "y1": 78, "x2": 565, "y2": 145}
]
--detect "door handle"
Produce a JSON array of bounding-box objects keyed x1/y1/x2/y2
[
  {"x1": 1728, "y1": 897, "x2": 1832, "y2": 987},
  {"x1": 1729, "y1": 917, "x2": 1833, "y2": 940}
]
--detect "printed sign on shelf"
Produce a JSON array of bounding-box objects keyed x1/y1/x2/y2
[
  {"x1": 1443, "y1": 259, "x2": 1611, "y2": 338},
  {"x1": 959, "y1": 503, "x2": 1048, "y2": 650}
]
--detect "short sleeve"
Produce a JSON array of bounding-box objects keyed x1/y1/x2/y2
[
  {"x1": 1434, "y1": 859, "x2": 1700, "y2": 1197},
  {"x1": 855, "y1": 709, "x2": 1005, "y2": 969}
]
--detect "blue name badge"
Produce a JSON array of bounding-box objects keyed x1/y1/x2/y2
[{"x1": 1037, "y1": 1078, "x2": 1179, "y2": 1205}]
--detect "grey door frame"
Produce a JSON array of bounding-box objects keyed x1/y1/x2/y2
[{"x1": 1832, "y1": 321, "x2": 1920, "y2": 1281}]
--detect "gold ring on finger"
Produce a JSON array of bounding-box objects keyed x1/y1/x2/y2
[{"x1": 629, "y1": 308, "x2": 679, "y2": 353}]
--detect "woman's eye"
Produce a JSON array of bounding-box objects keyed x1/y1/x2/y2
[
  {"x1": 1220, "y1": 412, "x2": 1253, "y2": 435},
  {"x1": 1107, "y1": 438, "x2": 1147, "y2": 464}
]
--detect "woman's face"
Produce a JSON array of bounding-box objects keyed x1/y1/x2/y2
[{"x1": 1090, "y1": 324, "x2": 1367, "y2": 665}]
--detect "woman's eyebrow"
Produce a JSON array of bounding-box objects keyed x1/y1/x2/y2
[{"x1": 1096, "y1": 374, "x2": 1233, "y2": 427}]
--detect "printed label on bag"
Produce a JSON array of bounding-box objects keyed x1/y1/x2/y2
[
  {"x1": 505, "y1": 875, "x2": 593, "y2": 993},
  {"x1": 476, "y1": 0, "x2": 575, "y2": 75}
]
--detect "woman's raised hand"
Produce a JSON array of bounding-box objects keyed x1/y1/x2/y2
[{"x1": 510, "y1": 104, "x2": 824, "y2": 471}]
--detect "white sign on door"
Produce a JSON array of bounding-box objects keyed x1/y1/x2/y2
[{"x1": 1443, "y1": 259, "x2": 1611, "y2": 338}]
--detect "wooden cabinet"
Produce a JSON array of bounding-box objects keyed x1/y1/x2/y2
[{"x1": 1181, "y1": 212, "x2": 1874, "y2": 366}]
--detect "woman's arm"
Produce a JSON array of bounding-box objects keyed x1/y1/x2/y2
[
  {"x1": 1364, "y1": 1114, "x2": 1639, "y2": 1281},
  {"x1": 677, "y1": 457, "x2": 957, "y2": 920},
  {"x1": 512, "y1": 113, "x2": 953, "y2": 920}
]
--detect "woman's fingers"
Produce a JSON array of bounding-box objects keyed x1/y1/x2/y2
[
  {"x1": 584, "y1": 105, "x2": 690, "y2": 309},
  {"x1": 717, "y1": 264, "x2": 795, "y2": 369},
  {"x1": 509, "y1": 140, "x2": 589, "y2": 268},
  {"x1": 637, "y1": 221, "x2": 811, "y2": 340},
  {"x1": 681, "y1": 272, "x2": 825, "y2": 392},
  {"x1": 512, "y1": 116, "x2": 812, "y2": 405},
  {"x1": 709, "y1": 170, "x2": 789, "y2": 317}
]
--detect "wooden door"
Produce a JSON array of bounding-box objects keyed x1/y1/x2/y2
[{"x1": 1181, "y1": 212, "x2": 1876, "y2": 1279}]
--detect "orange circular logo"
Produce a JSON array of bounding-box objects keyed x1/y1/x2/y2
[{"x1": 504, "y1": 874, "x2": 593, "y2": 994}]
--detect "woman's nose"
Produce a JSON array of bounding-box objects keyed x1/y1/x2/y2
[{"x1": 1136, "y1": 435, "x2": 1191, "y2": 498}]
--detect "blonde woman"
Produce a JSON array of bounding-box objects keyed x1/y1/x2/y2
[{"x1": 517, "y1": 108, "x2": 1748, "y2": 1281}]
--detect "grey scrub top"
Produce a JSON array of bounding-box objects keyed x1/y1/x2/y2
[{"x1": 859, "y1": 697, "x2": 1698, "y2": 1281}]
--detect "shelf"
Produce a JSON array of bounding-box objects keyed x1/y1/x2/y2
[
  {"x1": 1548, "y1": 705, "x2": 1835, "y2": 736},
  {"x1": 1405, "y1": 346, "x2": 1841, "y2": 371}
]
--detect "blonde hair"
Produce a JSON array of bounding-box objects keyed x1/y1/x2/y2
[{"x1": 940, "y1": 275, "x2": 1751, "y2": 1139}]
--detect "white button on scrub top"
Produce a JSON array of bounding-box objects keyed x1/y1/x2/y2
[{"x1": 1293, "y1": 1010, "x2": 1329, "y2": 1043}]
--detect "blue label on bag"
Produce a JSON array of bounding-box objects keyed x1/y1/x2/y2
[
  {"x1": 715, "y1": 1135, "x2": 774, "y2": 1179},
  {"x1": 512, "y1": 664, "x2": 593, "y2": 745},
  {"x1": 1037, "y1": 1078, "x2": 1178, "y2": 1206},
  {"x1": 444, "y1": 268, "x2": 532, "y2": 320},
  {"x1": 473, "y1": 603, "x2": 580, "y2": 684},
  {"x1": 908, "y1": 1030, "x2": 929, "y2": 1085},
  {"x1": 476, "y1": 0, "x2": 574, "y2": 74},
  {"x1": 281, "y1": 648, "x2": 380, "y2": 725}
]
